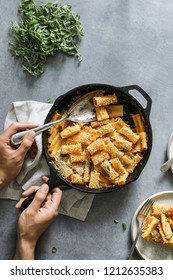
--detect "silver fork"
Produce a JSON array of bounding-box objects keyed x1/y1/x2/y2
[{"x1": 127, "y1": 199, "x2": 155, "y2": 260}]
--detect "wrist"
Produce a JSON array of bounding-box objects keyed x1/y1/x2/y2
[{"x1": 14, "y1": 237, "x2": 36, "y2": 260}]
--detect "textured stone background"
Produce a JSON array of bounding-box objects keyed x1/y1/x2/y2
[{"x1": 0, "y1": 0, "x2": 173, "y2": 260}]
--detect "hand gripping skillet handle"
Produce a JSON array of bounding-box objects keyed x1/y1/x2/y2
[{"x1": 20, "y1": 169, "x2": 64, "y2": 212}]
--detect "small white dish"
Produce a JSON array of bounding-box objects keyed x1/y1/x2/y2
[
  {"x1": 131, "y1": 191, "x2": 173, "y2": 260},
  {"x1": 167, "y1": 132, "x2": 173, "y2": 173}
]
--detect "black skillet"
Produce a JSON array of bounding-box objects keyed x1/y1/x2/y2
[{"x1": 21, "y1": 84, "x2": 152, "y2": 211}]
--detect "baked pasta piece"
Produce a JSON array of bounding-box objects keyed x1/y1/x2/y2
[
  {"x1": 47, "y1": 91, "x2": 148, "y2": 189},
  {"x1": 95, "y1": 106, "x2": 109, "y2": 121},
  {"x1": 93, "y1": 94, "x2": 118, "y2": 107},
  {"x1": 106, "y1": 105, "x2": 123, "y2": 118},
  {"x1": 60, "y1": 124, "x2": 80, "y2": 138},
  {"x1": 132, "y1": 113, "x2": 145, "y2": 132},
  {"x1": 142, "y1": 203, "x2": 173, "y2": 247},
  {"x1": 89, "y1": 170, "x2": 100, "y2": 188}
]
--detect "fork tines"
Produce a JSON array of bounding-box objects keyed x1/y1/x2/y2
[{"x1": 139, "y1": 199, "x2": 155, "y2": 216}]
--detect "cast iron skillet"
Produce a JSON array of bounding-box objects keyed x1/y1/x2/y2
[{"x1": 21, "y1": 84, "x2": 152, "y2": 210}]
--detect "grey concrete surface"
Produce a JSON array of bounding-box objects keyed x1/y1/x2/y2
[{"x1": 1, "y1": 0, "x2": 173, "y2": 260}]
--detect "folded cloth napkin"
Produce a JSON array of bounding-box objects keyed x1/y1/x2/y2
[{"x1": 0, "y1": 101, "x2": 95, "y2": 221}]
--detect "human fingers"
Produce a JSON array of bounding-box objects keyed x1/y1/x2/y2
[
  {"x1": 41, "y1": 192, "x2": 52, "y2": 207},
  {"x1": 2, "y1": 122, "x2": 38, "y2": 140},
  {"x1": 29, "y1": 140, "x2": 38, "y2": 159},
  {"x1": 16, "y1": 131, "x2": 36, "y2": 158},
  {"x1": 42, "y1": 188, "x2": 62, "y2": 216},
  {"x1": 21, "y1": 186, "x2": 41, "y2": 197},
  {"x1": 29, "y1": 149, "x2": 36, "y2": 159},
  {"x1": 15, "y1": 186, "x2": 40, "y2": 208},
  {"x1": 49, "y1": 187, "x2": 62, "y2": 209},
  {"x1": 42, "y1": 176, "x2": 49, "y2": 183},
  {"x1": 44, "y1": 192, "x2": 52, "y2": 201},
  {"x1": 28, "y1": 184, "x2": 49, "y2": 212}
]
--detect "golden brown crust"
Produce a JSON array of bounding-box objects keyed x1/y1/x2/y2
[
  {"x1": 47, "y1": 93, "x2": 148, "y2": 189},
  {"x1": 141, "y1": 203, "x2": 173, "y2": 248}
]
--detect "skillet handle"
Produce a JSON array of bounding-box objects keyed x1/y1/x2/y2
[
  {"x1": 122, "y1": 85, "x2": 152, "y2": 118},
  {"x1": 20, "y1": 168, "x2": 64, "y2": 212},
  {"x1": 20, "y1": 191, "x2": 36, "y2": 212}
]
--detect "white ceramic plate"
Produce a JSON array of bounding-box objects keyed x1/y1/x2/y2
[
  {"x1": 167, "y1": 132, "x2": 173, "y2": 173},
  {"x1": 131, "y1": 191, "x2": 173, "y2": 260}
]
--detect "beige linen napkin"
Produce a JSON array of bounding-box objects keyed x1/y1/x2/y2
[{"x1": 0, "y1": 101, "x2": 95, "y2": 221}]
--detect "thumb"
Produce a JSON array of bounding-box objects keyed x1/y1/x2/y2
[
  {"x1": 29, "y1": 184, "x2": 49, "y2": 212},
  {"x1": 17, "y1": 130, "x2": 36, "y2": 157}
]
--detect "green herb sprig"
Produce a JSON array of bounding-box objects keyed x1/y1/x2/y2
[
  {"x1": 165, "y1": 233, "x2": 173, "y2": 240},
  {"x1": 122, "y1": 223, "x2": 127, "y2": 232},
  {"x1": 52, "y1": 246, "x2": 58, "y2": 253},
  {"x1": 106, "y1": 165, "x2": 110, "y2": 172},
  {"x1": 9, "y1": 0, "x2": 84, "y2": 76}
]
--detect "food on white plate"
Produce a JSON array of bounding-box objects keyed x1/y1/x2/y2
[
  {"x1": 47, "y1": 90, "x2": 148, "y2": 189},
  {"x1": 142, "y1": 203, "x2": 173, "y2": 247}
]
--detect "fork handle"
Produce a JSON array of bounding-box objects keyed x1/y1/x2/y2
[
  {"x1": 127, "y1": 230, "x2": 140, "y2": 260},
  {"x1": 10, "y1": 115, "x2": 68, "y2": 146}
]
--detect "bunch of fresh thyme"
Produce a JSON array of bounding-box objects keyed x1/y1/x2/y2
[{"x1": 9, "y1": 0, "x2": 84, "y2": 76}]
